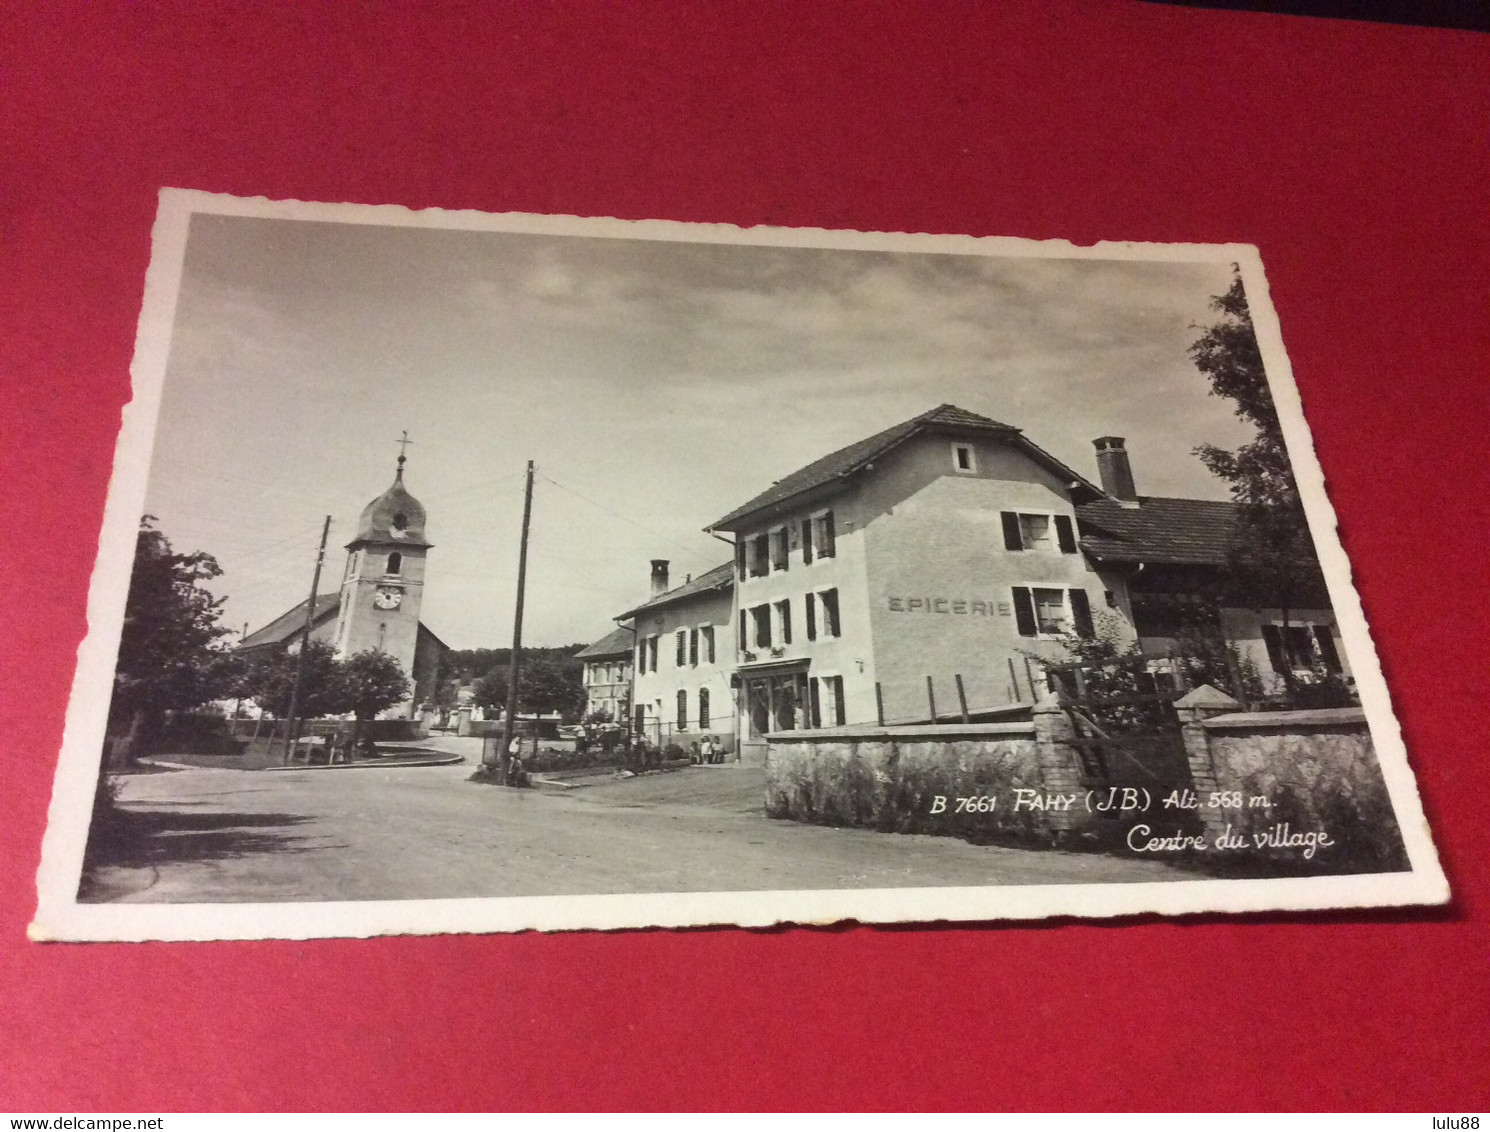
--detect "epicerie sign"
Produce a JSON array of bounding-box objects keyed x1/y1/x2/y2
[{"x1": 886, "y1": 596, "x2": 1011, "y2": 616}]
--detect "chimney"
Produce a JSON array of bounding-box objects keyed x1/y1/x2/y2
[
  {"x1": 650, "y1": 559, "x2": 670, "y2": 597},
  {"x1": 1093, "y1": 437, "x2": 1139, "y2": 503}
]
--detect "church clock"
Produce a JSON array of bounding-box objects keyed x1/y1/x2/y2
[{"x1": 373, "y1": 586, "x2": 403, "y2": 610}]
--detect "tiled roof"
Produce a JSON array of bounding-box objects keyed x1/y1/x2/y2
[
  {"x1": 239, "y1": 593, "x2": 340, "y2": 650},
  {"x1": 615, "y1": 562, "x2": 734, "y2": 620},
  {"x1": 1075, "y1": 497, "x2": 1239, "y2": 567},
  {"x1": 575, "y1": 625, "x2": 634, "y2": 660},
  {"x1": 707, "y1": 403, "x2": 1100, "y2": 531}
]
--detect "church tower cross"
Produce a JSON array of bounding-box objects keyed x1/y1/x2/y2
[{"x1": 395, "y1": 430, "x2": 412, "y2": 479}]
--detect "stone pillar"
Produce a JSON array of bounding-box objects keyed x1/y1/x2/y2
[
  {"x1": 1174, "y1": 684, "x2": 1241, "y2": 837},
  {"x1": 1032, "y1": 691, "x2": 1084, "y2": 835}
]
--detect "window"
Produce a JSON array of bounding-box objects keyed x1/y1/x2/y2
[
  {"x1": 1034, "y1": 588, "x2": 1066, "y2": 634},
  {"x1": 814, "y1": 675, "x2": 845, "y2": 727},
  {"x1": 1001, "y1": 511, "x2": 1078, "y2": 554},
  {"x1": 775, "y1": 599, "x2": 792, "y2": 645},
  {"x1": 701, "y1": 625, "x2": 715, "y2": 664},
  {"x1": 811, "y1": 511, "x2": 836, "y2": 559},
  {"x1": 819, "y1": 588, "x2": 840, "y2": 638},
  {"x1": 677, "y1": 689, "x2": 688, "y2": 731},
  {"x1": 689, "y1": 628, "x2": 699, "y2": 667},
  {"x1": 1262, "y1": 622, "x2": 1343, "y2": 676},
  {"x1": 952, "y1": 442, "x2": 976, "y2": 473},
  {"x1": 1011, "y1": 587, "x2": 1094, "y2": 638},
  {"x1": 386, "y1": 551, "x2": 402, "y2": 575},
  {"x1": 751, "y1": 604, "x2": 772, "y2": 648},
  {"x1": 748, "y1": 534, "x2": 770, "y2": 577},
  {"x1": 771, "y1": 527, "x2": 790, "y2": 572},
  {"x1": 675, "y1": 630, "x2": 687, "y2": 667},
  {"x1": 698, "y1": 687, "x2": 710, "y2": 730}
]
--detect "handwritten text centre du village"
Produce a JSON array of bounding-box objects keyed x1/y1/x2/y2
[{"x1": 930, "y1": 787, "x2": 1336, "y2": 858}]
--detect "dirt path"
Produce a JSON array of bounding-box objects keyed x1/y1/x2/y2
[{"x1": 82, "y1": 761, "x2": 1183, "y2": 904}]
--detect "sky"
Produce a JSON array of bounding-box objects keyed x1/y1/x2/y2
[{"x1": 142, "y1": 212, "x2": 1254, "y2": 650}]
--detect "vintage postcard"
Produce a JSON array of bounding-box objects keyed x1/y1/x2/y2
[{"x1": 33, "y1": 190, "x2": 1447, "y2": 941}]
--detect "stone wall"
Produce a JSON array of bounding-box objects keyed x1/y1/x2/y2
[
  {"x1": 765, "y1": 721, "x2": 1049, "y2": 842},
  {"x1": 766, "y1": 686, "x2": 1410, "y2": 873},
  {"x1": 1188, "y1": 704, "x2": 1408, "y2": 872}
]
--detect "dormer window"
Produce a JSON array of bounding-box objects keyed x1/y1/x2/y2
[{"x1": 386, "y1": 551, "x2": 402, "y2": 575}]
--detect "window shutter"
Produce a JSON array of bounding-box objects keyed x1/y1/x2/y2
[
  {"x1": 780, "y1": 601, "x2": 792, "y2": 644},
  {"x1": 821, "y1": 588, "x2": 840, "y2": 637},
  {"x1": 735, "y1": 539, "x2": 746, "y2": 579},
  {"x1": 1001, "y1": 511, "x2": 1024, "y2": 551},
  {"x1": 1312, "y1": 625, "x2": 1342, "y2": 673},
  {"x1": 809, "y1": 678, "x2": 822, "y2": 728},
  {"x1": 637, "y1": 643, "x2": 646, "y2": 675},
  {"x1": 1055, "y1": 514, "x2": 1077, "y2": 554},
  {"x1": 822, "y1": 512, "x2": 836, "y2": 557},
  {"x1": 699, "y1": 688, "x2": 710, "y2": 729},
  {"x1": 830, "y1": 676, "x2": 846, "y2": 725},
  {"x1": 676, "y1": 631, "x2": 686, "y2": 667},
  {"x1": 739, "y1": 610, "x2": 747, "y2": 650},
  {"x1": 677, "y1": 689, "x2": 687, "y2": 730},
  {"x1": 1260, "y1": 624, "x2": 1287, "y2": 674},
  {"x1": 805, "y1": 592, "x2": 817, "y2": 640},
  {"x1": 689, "y1": 628, "x2": 699, "y2": 666},
  {"x1": 705, "y1": 626, "x2": 715, "y2": 664},
  {"x1": 801, "y1": 518, "x2": 813, "y2": 564},
  {"x1": 1012, "y1": 587, "x2": 1037, "y2": 637},
  {"x1": 1069, "y1": 589, "x2": 1094, "y2": 638}
]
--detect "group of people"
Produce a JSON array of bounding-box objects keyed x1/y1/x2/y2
[{"x1": 689, "y1": 735, "x2": 725, "y2": 765}]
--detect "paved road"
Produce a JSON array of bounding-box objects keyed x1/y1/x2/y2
[{"x1": 82, "y1": 754, "x2": 1183, "y2": 904}]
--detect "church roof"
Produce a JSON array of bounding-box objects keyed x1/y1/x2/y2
[
  {"x1": 239, "y1": 593, "x2": 340, "y2": 651},
  {"x1": 706, "y1": 403, "x2": 1104, "y2": 531},
  {"x1": 348, "y1": 457, "x2": 430, "y2": 549},
  {"x1": 575, "y1": 626, "x2": 634, "y2": 660}
]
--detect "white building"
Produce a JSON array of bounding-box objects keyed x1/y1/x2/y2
[
  {"x1": 615, "y1": 560, "x2": 736, "y2": 753},
  {"x1": 574, "y1": 626, "x2": 633, "y2": 724}
]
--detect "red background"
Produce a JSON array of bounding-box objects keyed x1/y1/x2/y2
[{"x1": 3, "y1": 2, "x2": 1487, "y2": 1111}]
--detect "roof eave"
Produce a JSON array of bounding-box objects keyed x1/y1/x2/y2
[{"x1": 612, "y1": 577, "x2": 734, "y2": 621}]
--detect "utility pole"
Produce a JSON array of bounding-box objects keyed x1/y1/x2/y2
[
  {"x1": 496, "y1": 461, "x2": 535, "y2": 784},
  {"x1": 282, "y1": 515, "x2": 332, "y2": 765},
  {"x1": 232, "y1": 621, "x2": 248, "y2": 734}
]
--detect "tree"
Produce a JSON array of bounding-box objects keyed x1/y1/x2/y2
[
  {"x1": 240, "y1": 638, "x2": 344, "y2": 720},
  {"x1": 334, "y1": 649, "x2": 412, "y2": 747},
  {"x1": 1191, "y1": 275, "x2": 1326, "y2": 699},
  {"x1": 108, "y1": 518, "x2": 235, "y2": 763},
  {"x1": 472, "y1": 654, "x2": 585, "y2": 720}
]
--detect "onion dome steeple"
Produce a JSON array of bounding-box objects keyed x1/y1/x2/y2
[{"x1": 347, "y1": 435, "x2": 431, "y2": 550}]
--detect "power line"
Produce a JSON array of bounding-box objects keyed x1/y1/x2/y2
[{"x1": 537, "y1": 472, "x2": 718, "y2": 568}]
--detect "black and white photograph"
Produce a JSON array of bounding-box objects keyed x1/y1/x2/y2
[{"x1": 33, "y1": 191, "x2": 1447, "y2": 940}]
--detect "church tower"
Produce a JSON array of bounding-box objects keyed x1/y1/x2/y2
[{"x1": 332, "y1": 441, "x2": 431, "y2": 716}]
